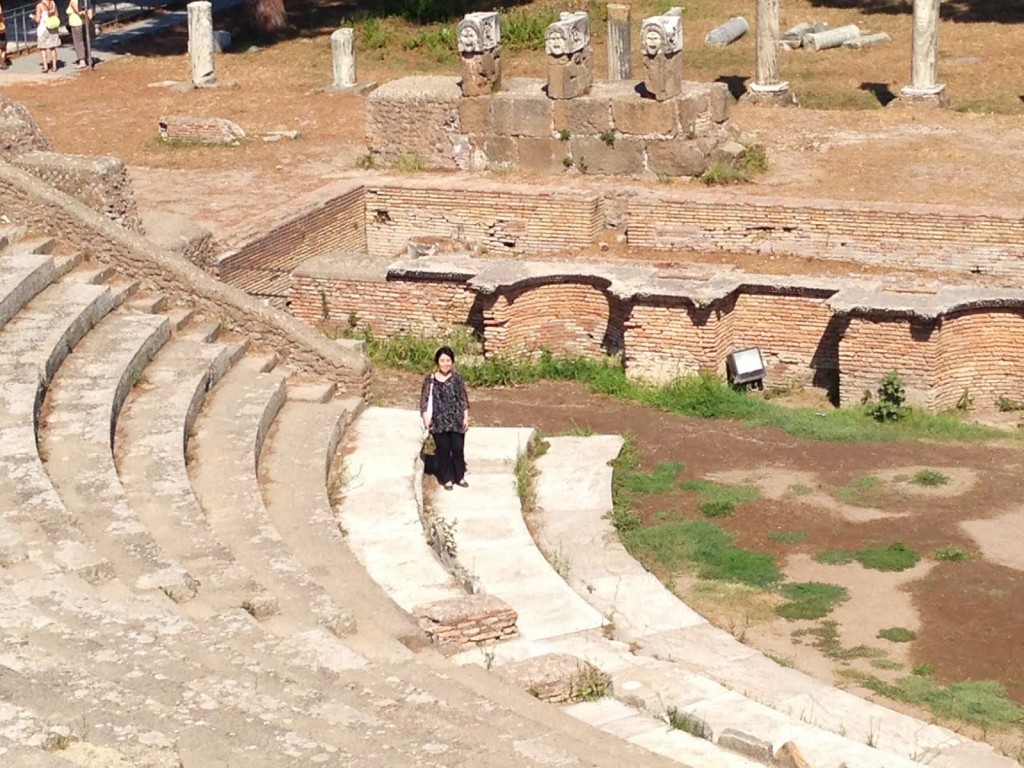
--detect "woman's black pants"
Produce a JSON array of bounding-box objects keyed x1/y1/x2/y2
[{"x1": 433, "y1": 431, "x2": 466, "y2": 485}]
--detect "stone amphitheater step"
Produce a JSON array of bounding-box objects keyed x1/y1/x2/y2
[
  {"x1": 532, "y1": 435, "x2": 1020, "y2": 768},
  {"x1": 114, "y1": 326, "x2": 273, "y2": 614},
  {"x1": 337, "y1": 406, "x2": 466, "y2": 611},
  {"x1": 41, "y1": 310, "x2": 204, "y2": 602},
  {"x1": 430, "y1": 426, "x2": 606, "y2": 641},
  {"x1": 187, "y1": 356, "x2": 362, "y2": 640},
  {"x1": 259, "y1": 399, "x2": 426, "y2": 660}
]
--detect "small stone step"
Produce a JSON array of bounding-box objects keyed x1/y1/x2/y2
[
  {"x1": 0, "y1": 252, "x2": 55, "y2": 331},
  {"x1": 165, "y1": 306, "x2": 195, "y2": 331},
  {"x1": 188, "y1": 319, "x2": 221, "y2": 342},
  {"x1": 107, "y1": 279, "x2": 140, "y2": 307},
  {"x1": 65, "y1": 264, "x2": 115, "y2": 285},
  {"x1": 126, "y1": 292, "x2": 167, "y2": 313},
  {"x1": 0, "y1": 224, "x2": 29, "y2": 250},
  {"x1": 8, "y1": 236, "x2": 56, "y2": 256},
  {"x1": 286, "y1": 379, "x2": 337, "y2": 402},
  {"x1": 51, "y1": 253, "x2": 83, "y2": 278}
]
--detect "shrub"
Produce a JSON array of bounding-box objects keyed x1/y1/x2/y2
[
  {"x1": 855, "y1": 541, "x2": 920, "y2": 572},
  {"x1": 869, "y1": 371, "x2": 907, "y2": 422},
  {"x1": 776, "y1": 582, "x2": 849, "y2": 620},
  {"x1": 502, "y1": 6, "x2": 558, "y2": 50},
  {"x1": 934, "y1": 544, "x2": 971, "y2": 562}
]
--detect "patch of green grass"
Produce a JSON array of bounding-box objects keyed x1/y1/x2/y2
[
  {"x1": 910, "y1": 468, "x2": 951, "y2": 487},
  {"x1": 877, "y1": 627, "x2": 917, "y2": 643},
  {"x1": 622, "y1": 520, "x2": 781, "y2": 588},
  {"x1": 358, "y1": 340, "x2": 1009, "y2": 444},
  {"x1": 815, "y1": 549, "x2": 855, "y2": 565},
  {"x1": 833, "y1": 475, "x2": 885, "y2": 507},
  {"x1": 765, "y1": 652, "x2": 795, "y2": 668},
  {"x1": 609, "y1": 436, "x2": 642, "y2": 532},
  {"x1": 855, "y1": 542, "x2": 920, "y2": 572},
  {"x1": 913, "y1": 664, "x2": 936, "y2": 677},
  {"x1": 793, "y1": 621, "x2": 887, "y2": 661},
  {"x1": 356, "y1": 15, "x2": 395, "y2": 49},
  {"x1": 622, "y1": 461, "x2": 684, "y2": 495},
  {"x1": 394, "y1": 153, "x2": 427, "y2": 172},
  {"x1": 785, "y1": 484, "x2": 814, "y2": 497},
  {"x1": 401, "y1": 24, "x2": 456, "y2": 62},
  {"x1": 769, "y1": 530, "x2": 807, "y2": 544},
  {"x1": 682, "y1": 479, "x2": 759, "y2": 505},
  {"x1": 934, "y1": 545, "x2": 972, "y2": 562},
  {"x1": 776, "y1": 582, "x2": 849, "y2": 621},
  {"x1": 870, "y1": 658, "x2": 905, "y2": 671},
  {"x1": 863, "y1": 676, "x2": 1024, "y2": 731}
]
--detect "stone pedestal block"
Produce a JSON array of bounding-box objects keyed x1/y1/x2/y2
[
  {"x1": 546, "y1": 47, "x2": 594, "y2": 100},
  {"x1": 518, "y1": 137, "x2": 568, "y2": 174},
  {"x1": 646, "y1": 139, "x2": 710, "y2": 177},
  {"x1": 892, "y1": 84, "x2": 949, "y2": 108},
  {"x1": 742, "y1": 82, "x2": 798, "y2": 107},
  {"x1": 612, "y1": 98, "x2": 677, "y2": 136},
  {"x1": 491, "y1": 91, "x2": 552, "y2": 137},
  {"x1": 552, "y1": 96, "x2": 611, "y2": 135},
  {"x1": 570, "y1": 136, "x2": 643, "y2": 175},
  {"x1": 460, "y1": 47, "x2": 502, "y2": 96},
  {"x1": 642, "y1": 50, "x2": 683, "y2": 101}
]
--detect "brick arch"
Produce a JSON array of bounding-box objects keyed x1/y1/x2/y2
[{"x1": 479, "y1": 278, "x2": 625, "y2": 359}]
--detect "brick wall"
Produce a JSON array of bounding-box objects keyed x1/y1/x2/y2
[
  {"x1": 0, "y1": 162, "x2": 370, "y2": 397},
  {"x1": 218, "y1": 183, "x2": 365, "y2": 299},
  {"x1": 838, "y1": 316, "x2": 936, "y2": 408},
  {"x1": 937, "y1": 309, "x2": 1024, "y2": 410},
  {"x1": 158, "y1": 115, "x2": 245, "y2": 146},
  {"x1": 412, "y1": 595, "x2": 518, "y2": 652},
  {"x1": 624, "y1": 299, "x2": 714, "y2": 382},
  {"x1": 628, "y1": 191, "x2": 1024, "y2": 279},
  {"x1": 480, "y1": 280, "x2": 623, "y2": 358},
  {"x1": 364, "y1": 180, "x2": 602, "y2": 258}
]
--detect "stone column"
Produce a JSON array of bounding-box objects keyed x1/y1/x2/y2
[
  {"x1": 606, "y1": 4, "x2": 631, "y2": 81},
  {"x1": 187, "y1": 1, "x2": 216, "y2": 87},
  {"x1": 743, "y1": 0, "x2": 796, "y2": 106},
  {"x1": 641, "y1": 14, "x2": 682, "y2": 101},
  {"x1": 545, "y1": 12, "x2": 593, "y2": 99},
  {"x1": 898, "y1": 0, "x2": 947, "y2": 106},
  {"x1": 331, "y1": 28, "x2": 356, "y2": 88},
  {"x1": 458, "y1": 11, "x2": 502, "y2": 96}
]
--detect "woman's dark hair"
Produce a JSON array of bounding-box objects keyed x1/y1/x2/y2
[{"x1": 434, "y1": 346, "x2": 456, "y2": 365}]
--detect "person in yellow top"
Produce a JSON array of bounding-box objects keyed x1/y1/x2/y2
[{"x1": 66, "y1": 0, "x2": 92, "y2": 69}]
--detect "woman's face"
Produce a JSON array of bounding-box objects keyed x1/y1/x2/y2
[{"x1": 437, "y1": 353, "x2": 453, "y2": 374}]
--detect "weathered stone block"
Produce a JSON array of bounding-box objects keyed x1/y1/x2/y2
[
  {"x1": 479, "y1": 134, "x2": 518, "y2": 169},
  {"x1": 612, "y1": 98, "x2": 677, "y2": 136},
  {"x1": 495, "y1": 653, "x2": 609, "y2": 703},
  {"x1": 518, "y1": 138, "x2": 567, "y2": 174},
  {"x1": 642, "y1": 50, "x2": 683, "y2": 101},
  {"x1": 460, "y1": 47, "x2": 502, "y2": 97},
  {"x1": 0, "y1": 94, "x2": 53, "y2": 161},
  {"x1": 676, "y1": 87, "x2": 709, "y2": 134},
  {"x1": 553, "y1": 96, "x2": 611, "y2": 135},
  {"x1": 458, "y1": 97, "x2": 490, "y2": 134},
  {"x1": 571, "y1": 136, "x2": 644, "y2": 175},
  {"x1": 646, "y1": 139, "x2": 710, "y2": 177},
  {"x1": 491, "y1": 92, "x2": 552, "y2": 138},
  {"x1": 547, "y1": 47, "x2": 593, "y2": 100},
  {"x1": 718, "y1": 728, "x2": 773, "y2": 762},
  {"x1": 414, "y1": 594, "x2": 518, "y2": 650},
  {"x1": 707, "y1": 82, "x2": 731, "y2": 122},
  {"x1": 243, "y1": 592, "x2": 281, "y2": 620}
]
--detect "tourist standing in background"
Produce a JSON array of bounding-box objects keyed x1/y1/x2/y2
[
  {"x1": 0, "y1": 1, "x2": 10, "y2": 70},
  {"x1": 34, "y1": 0, "x2": 61, "y2": 72},
  {"x1": 420, "y1": 346, "x2": 470, "y2": 491},
  {"x1": 66, "y1": 0, "x2": 91, "y2": 68}
]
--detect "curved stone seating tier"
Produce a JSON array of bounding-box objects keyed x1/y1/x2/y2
[
  {"x1": 0, "y1": 249, "x2": 56, "y2": 330},
  {"x1": 188, "y1": 357, "x2": 359, "y2": 639},
  {"x1": 41, "y1": 310, "x2": 203, "y2": 602},
  {"x1": 429, "y1": 425, "x2": 607, "y2": 641},
  {"x1": 259, "y1": 399, "x2": 422, "y2": 660},
  {"x1": 533, "y1": 436, "x2": 1018, "y2": 768},
  {"x1": 338, "y1": 407, "x2": 465, "y2": 612},
  {"x1": 114, "y1": 329, "x2": 270, "y2": 613}
]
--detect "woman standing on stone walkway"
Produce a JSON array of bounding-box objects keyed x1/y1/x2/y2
[
  {"x1": 33, "y1": 0, "x2": 61, "y2": 72},
  {"x1": 420, "y1": 346, "x2": 470, "y2": 492},
  {"x1": 66, "y1": 0, "x2": 92, "y2": 69}
]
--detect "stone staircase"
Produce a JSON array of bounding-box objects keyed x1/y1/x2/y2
[
  {"x1": 0, "y1": 227, "x2": 681, "y2": 768},
  {"x1": 338, "y1": 407, "x2": 1021, "y2": 768}
]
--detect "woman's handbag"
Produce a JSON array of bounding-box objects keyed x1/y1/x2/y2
[{"x1": 44, "y1": 13, "x2": 60, "y2": 29}]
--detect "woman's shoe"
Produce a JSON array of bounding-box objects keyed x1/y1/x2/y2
[
  {"x1": 456, "y1": 479, "x2": 469, "y2": 488},
  {"x1": 443, "y1": 482, "x2": 454, "y2": 491}
]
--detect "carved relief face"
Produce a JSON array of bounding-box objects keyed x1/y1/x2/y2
[
  {"x1": 643, "y1": 26, "x2": 664, "y2": 56},
  {"x1": 458, "y1": 23, "x2": 480, "y2": 52},
  {"x1": 481, "y1": 20, "x2": 495, "y2": 47},
  {"x1": 545, "y1": 28, "x2": 567, "y2": 56}
]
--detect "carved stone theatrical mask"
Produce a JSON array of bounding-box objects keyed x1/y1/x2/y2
[
  {"x1": 640, "y1": 15, "x2": 682, "y2": 56},
  {"x1": 458, "y1": 12, "x2": 501, "y2": 54},
  {"x1": 545, "y1": 11, "x2": 589, "y2": 56}
]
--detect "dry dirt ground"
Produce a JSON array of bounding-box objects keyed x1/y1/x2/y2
[{"x1": 4, "y1": 0, "x2": 1024, "y2": 748}]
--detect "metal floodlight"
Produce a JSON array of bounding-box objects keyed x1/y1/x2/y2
[{"x1": 726, "y1": 347, "x2": 767, "y2": 388}]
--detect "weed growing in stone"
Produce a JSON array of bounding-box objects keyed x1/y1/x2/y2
[
  {"x1": 394, "y1": 154, "x2": 426, "y2": 172},
  {"x1": 600, "y1": 130, "x2": 616, "y2": 147},
  {"x1": 665, "y1": 706, "x2": 709, "y2": 739},
  {"x1": 571, "y1": 662, "x2": 611, "y2": 702}
]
